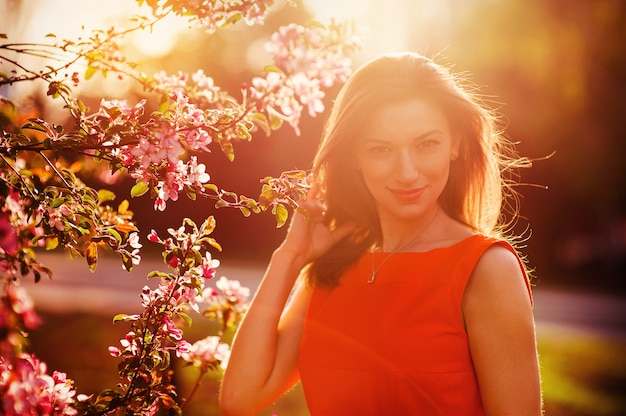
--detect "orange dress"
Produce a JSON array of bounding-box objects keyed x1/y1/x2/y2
[{"x1": 298, "y1": 235, "x2": 531, "y2": 415}]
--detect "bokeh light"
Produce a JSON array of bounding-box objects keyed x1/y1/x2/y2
[{"x1": 301, "y1": 0, "x2": 454, "y2": 61}]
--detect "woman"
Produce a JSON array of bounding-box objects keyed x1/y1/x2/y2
[{"x1": 219, "y1": 52, "x2": 542, "y2": 415}]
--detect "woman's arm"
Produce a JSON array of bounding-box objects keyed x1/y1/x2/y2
[
  {"x1": 462, "y1": 245, "x2": 543, "y2": 416},
  {"x1": 219, "y1": 189, "x2": 354, "y2": 416},
  {"x1": 219, "y1": 249, "x2": 311, "y2": 416}
]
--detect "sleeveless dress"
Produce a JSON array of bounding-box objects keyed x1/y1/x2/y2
[{"x1": 298, "y1": 235, "x2": 532, "y2": 415}]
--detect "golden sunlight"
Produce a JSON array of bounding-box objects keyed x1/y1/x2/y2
[
  {"x1": 129, "y1": 14, "x2": 192, "y2": 58},
  {"x1": 301, "y1": 0, "x2": 453, "y2": 62},
  {"x1": 301, "y1": 0, "x2": 374, "y2": 22},
  {"x1": 3, "y1": 0, "x2": 192, "y2": 99}
]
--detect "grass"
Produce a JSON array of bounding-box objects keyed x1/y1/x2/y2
[
  {"x1": 536, "y1": 325, "x2": 626, "y2": 416},
  {"x1": 27, "y1": 312, "x2": 626, "y2": 415}
]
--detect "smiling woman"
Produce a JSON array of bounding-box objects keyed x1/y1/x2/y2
[
  {"x1": 355, "y1": 99, "x2": 458, "y2": 227},
  {"x1": 220, "y1": 51, "x2": 542, "y2": 416}
]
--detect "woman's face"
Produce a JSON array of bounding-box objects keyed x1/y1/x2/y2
[{"x1": 355, "y1": 98, "x2": 458, "y2": 224}]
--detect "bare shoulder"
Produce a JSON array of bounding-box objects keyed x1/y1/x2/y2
[
  {"x1": 463, "y1": 243, "x2": 532, "y2": 314},
  {"x1": 461, "y1": 243, "x2": 542, "y2": 415}
]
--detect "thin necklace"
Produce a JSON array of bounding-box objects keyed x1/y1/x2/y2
[{"x1": 368, "y1": 209, "x2": 439, "y2": 284}]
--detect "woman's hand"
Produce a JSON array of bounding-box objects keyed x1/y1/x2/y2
[{"x1": 278, "y1": 186, "x2": 354, "y2": 266}]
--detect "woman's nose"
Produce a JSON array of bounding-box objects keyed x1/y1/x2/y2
[{"x1": 395, "y1": 150, "x2": 419, "y2": 182}]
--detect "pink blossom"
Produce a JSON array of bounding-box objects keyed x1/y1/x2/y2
[
  {"x1": 290, "y1": 73, "x2": 325, "y2": 117},
  {"x1": 141, "y1": 286, "x2": 158, "y2": 308},
  {"x1": 153, "y1": 70, "x2": 188, "y2": 91},
  {"x1": 154, "y1": 198, "x2": 167, "y2": 212},
  {"x1": 180, "y1": 336, "x2": 231, "y2": 369},
  {"x1": 130, "y1": 138, "x2": 166, "y2": 167},
  {"x1": 8, "y1": 285, "x2": 41, "y2": 330},
  {"x1": 0, "y1": 214, "x2": 18, "y2": 256},
  {"x1": 182, "y1": 156, "x2": 211, "y2": 187},
  {"x1": 148, "y1": 229, "x2": 159, "y2": 243},
  {"x1": 99, "y1": 98, "x2": 146, "y2": 121},
  {"x1": 167, "y1": 256, "x2": 179, "y2": 269},
  {"x1": 160, "y1": 316, "x2": 183, "y2": 341},
  {"x1": 192, "y1": 70, "x2": 221, "y2": 100},
  {"x1": 0, "y1": 353, "x2": 77, "y2": 415},
  {"x1": 155, "y1": 123, "x2": 184, "y2": 164},
  {"x1": 175, "y1": 340, "x2": 192, "y2": 358},
  {"x1": 126, "y1": 232, "x2": 142, "y2": 249},
  {"x1": 201, "y1": 252, "x2": 220, "y2": 280},
  {"x1": 216, "y1": 276, "x2": 250, "y2": 306},
  {"x1": 108, "y1": 346, "x2": 121, "y2": 357},
  {"x1": 47, "y1": 205, "x2": 71, "y2": 231},
  {"x1": 170, "y1": 283, "x2": 200, "y2": 308},
  {"x1": 119, "y1": 331, "x2": 140, "y2": 356}
]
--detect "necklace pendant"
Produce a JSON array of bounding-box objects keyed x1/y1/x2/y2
[{"x1": 368, "y1": 271, "x2": 376, "y2": 284}]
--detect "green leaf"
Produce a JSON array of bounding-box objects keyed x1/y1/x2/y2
[
  {"x1": 222, "y1": 11, "x2": 242, "y2": 26},
  {"x1": 98, "y1": 189, "x2": 115, "y2": 203},
  {"x1": 215, "y1": 199, "x2": 229, "y2": 209},
  {"x1": 269, "y1": 112, "x2": 283, "y2": 131},
  {"x1": 147, "y1": 271, "x2": 171, "y2": 279},
  {"x1": 200, "y1": 216, "x2": 216, "y2": 235},
  {"x1": 237, "y1": 123, "x2": 252, "y2": 141},
  {"x1": 61, "y1": 168, "x2": 77, "y2": 183},
  {"x1": 45, "y1": 236, "x2": 59, "y2": 250},
  {"x1": 204, "y1": 183, "x2": 218, "y2": 192},
  {"x1": 112, "y1": 314, "x2": 128, "y2": 323},
  {"x1": 259, "y1": 188, "x2": 277, "y2": 207},
  {"x1": 251, "y1": 112, "x2": 271, "y2": 136},
  {"x1": 308, "y1": 19, "x2": 328, "y2": 29},
  {"x1": 121, "y1": 252, "x2": 134, "y2": 271},
  {"x1": 85, "y1": 66, "x2": 97, "y2": 80},
  {"x1": 218, "y1": 137, "x2": 235, "y2": 161},
  {"x1": 179, "y1": 312, "x2": 193, "y2": 327},
  {"x1": 86, "y1": 241, "x2": 98, "y2": 272},
  {"x1": 105, "y1": 228, "x2": 122, "y2": 245},
  {"x1": 274, "y1": 203, "x2": 289, "y2": 228},
  {"x1": 21, "y1": 123, "x2": 47, "y2": 133},
  {"x1": 263, "y1": 64, "x2": 284, "y2": 74},
  {"x1": 206, "y1": 237, "x2": 222, "y2": 251},
  {"x1": 50, "y1": 197, "x2": 66, "y2": 209},
  {"x1": 296, "y1": 206, "x2": 310, "y2": 221},
  {"x1": 131, "y1": 182, "x2": 149, "y2": 197}
]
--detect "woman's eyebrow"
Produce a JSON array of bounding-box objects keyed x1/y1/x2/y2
[{"x1": 361, "y1": 129, "x2": 445, "y2": 143}]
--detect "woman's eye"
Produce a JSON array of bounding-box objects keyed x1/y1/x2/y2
[
  {"x1": 417, "y1": 139, "x2": 440, "y2": 150},
  {"x1": 368, "y1": 146, "x2": 391, "y2": 154}
]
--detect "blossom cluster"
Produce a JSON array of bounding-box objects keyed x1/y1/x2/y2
[
  {"x1": 0, "y1": 353, "x2": 77, "y2": 416},
  {"x1": 141, "y1": 0, "x2": 277, "y2": 34},
  {"x1": 200, "y1": 276, "x2": 250, "y2": 331},
  {"x1": 180, "y1": 335, "x2": 231, "y2": 371},
  {"x1": 0, "y1": 1, "x2": 358, "y2": 412},
  {"x1": 248, "y1": 21, "x2": 360, "y2": 134},
  {"x1": 95, "y1": 217, "x2": 250, "y2": 412}
]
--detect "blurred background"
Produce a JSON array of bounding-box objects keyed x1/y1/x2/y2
[
  {"x1": 2, "y1": 0, "x2": 626, "y2": 415},
  {"x1": 2, "y1": 0, "x2": 625, "y2": 292}
]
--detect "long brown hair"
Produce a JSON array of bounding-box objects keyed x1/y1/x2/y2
[{"x1": 306, "y1": 52, "x2": 528, "y2": 287}]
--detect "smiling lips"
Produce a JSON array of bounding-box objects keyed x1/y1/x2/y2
[{"x1": 388, "y1": 186, "x2": 426, "y2": 202}]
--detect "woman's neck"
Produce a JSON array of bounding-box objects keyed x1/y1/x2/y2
[{"x1": 377, "y1": 206, "x2": 441, "y2": 252}]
